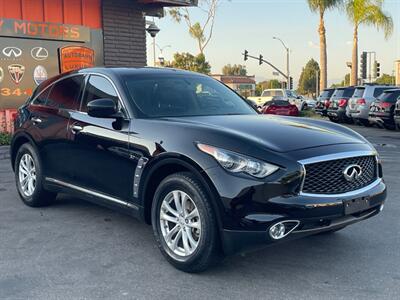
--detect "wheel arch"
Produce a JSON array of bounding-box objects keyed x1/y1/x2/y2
[
  {"x1": 139, "y1": 154, "x2": 223, "y2": 230},
  {"x1": 10, "y1": 132, "x2": 37, "y2": 171}
]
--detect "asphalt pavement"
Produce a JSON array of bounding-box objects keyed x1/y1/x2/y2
[{"x1": 0, "y1": 124, "x2": 399, "y2": 300}]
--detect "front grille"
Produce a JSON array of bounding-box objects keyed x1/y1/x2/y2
[{"x1": 302, "y1": 156, "x2": 377, "y2": 195}]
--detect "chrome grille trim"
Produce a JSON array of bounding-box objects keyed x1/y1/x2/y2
[{"x1": 298, "y1": 151, "x2": 379, "y2": 197}]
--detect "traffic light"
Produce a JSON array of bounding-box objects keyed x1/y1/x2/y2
[
  {"x1": 289, "y1": 77, "x2": 293, "y2": 90},
  {"x1": 244, "y1": 50, "x2": 248, "y2": 61},
  {"x1": 259, "y1": 54, "x2": 263, "y2": 65},
  {"x1": 373, "y1": 61, "x2": 381, "y2": 78},
  {"x1": 360, "y1": 52, "x2": 367, "y2": 79}
]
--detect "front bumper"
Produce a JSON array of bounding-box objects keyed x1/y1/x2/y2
[
  {"x1": 220, "y1": 178, "x2": 386, "y2": 254},
  {"x1": 222, "y1": 200, "x2": 384, "y2": 255}
]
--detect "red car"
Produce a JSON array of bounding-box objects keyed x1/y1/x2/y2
[{"x1": 261, "y1": 98, "x2": 299, "y2": 116}]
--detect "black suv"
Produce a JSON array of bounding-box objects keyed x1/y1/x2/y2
[
  {"x1": 11, "y1": 68, "x2": 386, "y2": 272},
  {"x1": 369, "y1": 89, "x2": 400, "y2": 130},
  {"x1": 327, "y1": 87, "x2": 356, "y2": 123},
  {"x1": 315, "y1": 88, "x2": 335, "y2": 116}
]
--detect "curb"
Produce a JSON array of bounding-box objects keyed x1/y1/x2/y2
[{"x1": 0, "y1": 146, "x2": 10, "y2": 160}]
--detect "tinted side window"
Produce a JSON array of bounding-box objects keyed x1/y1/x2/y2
[
  {"x1": 32, "y1": 87, "x2": 52, "y2": 106},
  {"x1": 80, "y1": 75, "x2": 119, "y2": 112},
  {"x1": 47, "y1": 76, "x2": 84, "y2": 110}
]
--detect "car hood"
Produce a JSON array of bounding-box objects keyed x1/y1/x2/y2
[{"x1": 163, "y1": 114, "x2": 366, "y2": 153}]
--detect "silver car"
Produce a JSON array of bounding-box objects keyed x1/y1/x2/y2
[{"x1": 347, "y1": 85, "x2": 397, "y2": 126}]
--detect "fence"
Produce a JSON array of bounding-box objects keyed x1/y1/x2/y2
[{"x1": 0, "y1": 109, "x2": 17, "y2": 134}]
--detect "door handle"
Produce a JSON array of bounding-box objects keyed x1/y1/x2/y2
[
  {"x1": 31, "y1": 117, "x2": 42, "y2": 124},
  {"x1": 70, "y1": 125, "x2": 83, "y2": 134}
]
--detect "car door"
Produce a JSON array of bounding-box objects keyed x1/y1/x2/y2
[
  {"x1": 29, "y1": 75, "x2": 84, "y2": 183},
  {"x1": 67, "y1": 74, "x2": 136, "y2": 201}
]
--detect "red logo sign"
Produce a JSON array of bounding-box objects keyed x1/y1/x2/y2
[{"x1": 59, "y1": 46, "x2": 95, "y2": 73}]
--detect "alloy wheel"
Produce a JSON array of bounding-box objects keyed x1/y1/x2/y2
[
  {"x1": 159, "y1": 190, "x2": 201, "y2": 257},
  {"x1": 19, "y1": 153, "x2": 37, "y2": 197}
]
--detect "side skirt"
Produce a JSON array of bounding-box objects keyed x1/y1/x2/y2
[{"x1": 44, "y1": 177, "x2": 143, "y2": 219}]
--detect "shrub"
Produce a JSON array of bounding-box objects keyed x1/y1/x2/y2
[{"x1": 0, "y1": 132, "x2": 12, "y2": 146}]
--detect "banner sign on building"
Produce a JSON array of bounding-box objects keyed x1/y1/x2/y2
[
  {"x1": 0, "y1": 18, "x2": 91, "y2": 42},
  {"x1": 59, "y1": 46, "x2": 95, "y2": 73}
]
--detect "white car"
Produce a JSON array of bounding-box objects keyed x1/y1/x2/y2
[{"x1": 248, "y1": 89, "x2": 307, "y2": 110}]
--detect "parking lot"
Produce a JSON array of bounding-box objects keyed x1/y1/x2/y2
[{"x1": 0, "y1": 124, "x2": 399, "y2": 300}]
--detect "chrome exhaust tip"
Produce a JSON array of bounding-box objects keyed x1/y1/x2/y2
[{"x1": 269, "y1": 220, "x2": 300, "y2": 240}]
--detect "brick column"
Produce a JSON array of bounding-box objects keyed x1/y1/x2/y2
[{"x1": 102, "y1": 0, "x2": 147, "y2": 67}]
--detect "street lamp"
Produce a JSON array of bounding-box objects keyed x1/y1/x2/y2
[
  {"x1": 273, "y1": 36, "x2": 290, "y2": 89},
  {"x1": 156, "y1": 44, "x2": 171, "y2": 66},
  {"x1": 146, "y1": 23, "x2": 160, "y2": 67}
]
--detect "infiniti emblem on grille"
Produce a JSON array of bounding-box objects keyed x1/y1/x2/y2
[{"x1": 343, "y1": 164, "x2": 363, "y2": 182}]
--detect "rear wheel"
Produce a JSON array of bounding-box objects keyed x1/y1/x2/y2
[
  {"x1": 328, "y1": 116, "x2": 338, "y2": 123},
  {"x1": 15, "y1": 143, "x2": 56, "y2": 207},
  {"x1": 151, "y1": 172, "x2": 221, "y2": 273},
  {"x1": 383, "y1": 123, "x2": 396, "y2": 130}
]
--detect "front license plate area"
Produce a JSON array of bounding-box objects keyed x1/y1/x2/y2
[{"x1": 343, "y1": 197, "x2": 370, "y2": 215}]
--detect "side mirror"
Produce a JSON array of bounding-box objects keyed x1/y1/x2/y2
[{"x1": 87, "y1": 98, "x2": 118, "y2": 118}]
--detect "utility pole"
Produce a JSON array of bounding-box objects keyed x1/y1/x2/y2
[{"x1": 316, "y1": 70, "x2": 319, "y2": 97}]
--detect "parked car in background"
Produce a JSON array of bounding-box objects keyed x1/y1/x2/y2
[
  {"x1": 327, "y1": 87, "x2": 356, "y2": 123},
  {"x1": 299, "y1": 96, "x2": 316, "y2": 109},
  {"x1": 248, "y1": 89, "x2": 306, "y2": 110},
  {"x1": 368, "y1": 89, "x2": 400, "y2": 130},
  {"x1": 261, "y1": 97, "x2": 299, "y2": 116},
  {"x1": 347, "y1": 85, "x2": 397, "y2": 126},
  {"x1": 315, "y1": 88, "x2": 335, "y2": 116},
  {"x1": 395, "y1": 98, "x2": 400, "y2": 129}
]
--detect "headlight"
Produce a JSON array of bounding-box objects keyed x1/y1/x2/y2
[{"x1": 197, "y1": 143, "x2": 279, "y2": 178}]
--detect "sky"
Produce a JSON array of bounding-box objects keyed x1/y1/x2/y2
[{"x1": 146, "y1": 0, "x2": 400, "y2": 86}]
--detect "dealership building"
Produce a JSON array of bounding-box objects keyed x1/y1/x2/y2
[{"x1": 0, "y1": 0, "x2": 197, "y2": 111}]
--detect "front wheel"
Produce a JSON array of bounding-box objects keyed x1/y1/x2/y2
[
  {"x1": 151, "y1": 172, "x2": 221, "y2": 273},
  {"x1": 15, "y1": 143, "x2": 57, "y2": 207}
]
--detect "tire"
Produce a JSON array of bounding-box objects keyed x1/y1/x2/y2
[
  {"x1": 151, "y1": 172, "x2": 221, "y2": 273},
  {"x1": 15, "y1": 143, "x2": 57, "y2": 207},
  {"x1": 383, "y1": 123, "x2": 396, "y2": 130},
  {"x1": 328, "y1": 116, "x2": 338, "y2": 123}
]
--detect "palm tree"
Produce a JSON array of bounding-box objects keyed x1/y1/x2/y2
[
  {"x1": 346, "y1": 0, "x2": 393, "y2": 85},
  {"x1": 307, "y1": 0, "x2": 343, "y2": 92}
]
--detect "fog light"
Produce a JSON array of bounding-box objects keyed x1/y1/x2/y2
[
  {"x1": 269, "y1": 220, "x2": 300, "y2": 240},
  {"x1": 380, "y1": 204, "x2": 384, "y2": 212},
  {"x1": 269, "y1": 223, "x2": 286, "y2": 240}
]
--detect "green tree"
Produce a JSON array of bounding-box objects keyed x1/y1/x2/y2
[
  {"x1": 374, "y1": 73, "x2": 395, "y2": 85},
  {"x1": 255, "y1": 80, "x2": 281, "y2": 96},
  {"x1": 346, "y1": 0, "x2": 393, "y2": 85},
  {"x1": 330, "y1": 73, "x2": 351, "y2": 88},
  {"x1": 307, "y1": 0, "x2": 343, "y2": 91},
  {"x1": 169, "y1": 0, "x2": 222, "y2": 54},
  {"x1": 298, "y1": 59, "x2": 320, "y2": 95},
  {"x1": 222, "y1": 64, "x2": 247, "y2": 76},
  {"x1": 168, "y1": 52, "x2": 211, "y2": 74}
]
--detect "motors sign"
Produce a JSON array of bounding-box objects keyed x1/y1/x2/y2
[{"x1": 0, "y1": 18, "x2": 90, "y2": 42}]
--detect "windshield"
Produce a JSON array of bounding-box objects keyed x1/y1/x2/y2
[
  {"x1": 124, "y1": 75, "x2": 256, "y2": 118},
  {"x1": 261, "y1": 90, "x2": 283, "y2": 97}
]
